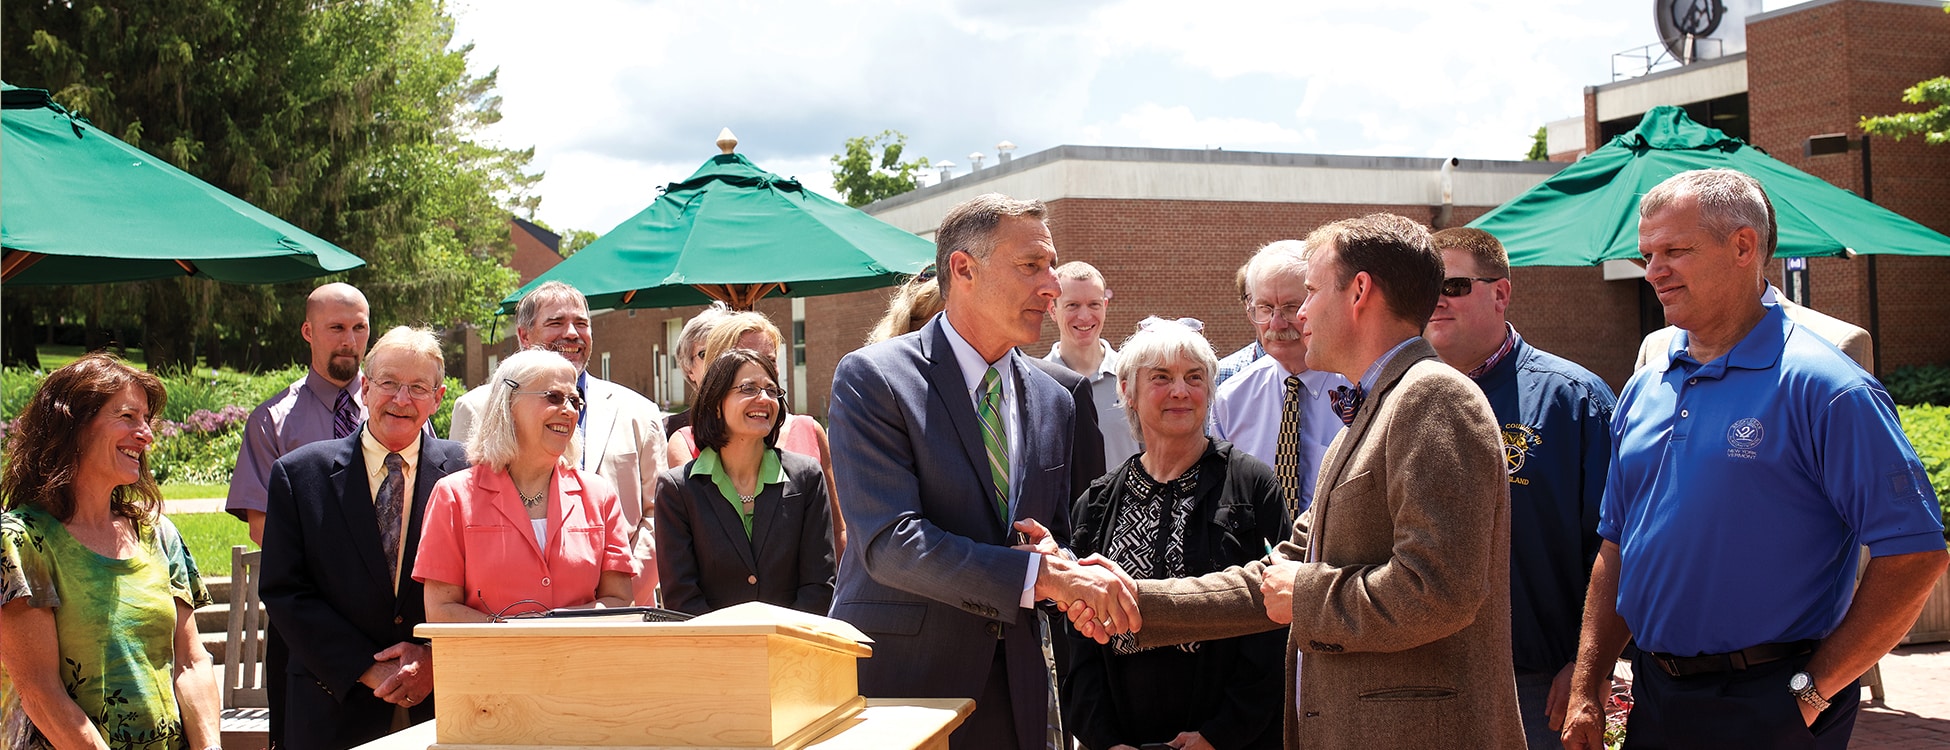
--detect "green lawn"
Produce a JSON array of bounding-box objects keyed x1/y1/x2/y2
[
  {"x1": 35, "y1": 344, "x2": 147, "y2": 371},
  {"x1": 168, "y1": 512, "x2": 252, "y2": 577},
  {"x1": 161, "y1": 483, "x2": 230, "y2": 501}
]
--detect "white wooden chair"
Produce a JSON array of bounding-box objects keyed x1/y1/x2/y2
[{"x1": 220, "y1": 545, "x2": 269, "y2": 750}]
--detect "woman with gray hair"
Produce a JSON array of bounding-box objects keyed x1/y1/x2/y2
[
  {"x1": 1062, "y1": 317, "x2": 1289, "y2": 750},
  {"x1": 415, "y1": 349, "x2": 637, "y2": 620}
]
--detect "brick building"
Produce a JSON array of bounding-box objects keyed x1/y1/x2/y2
[{"x1": 467, "y1": 0, "x2": 1948, "y2": 419}]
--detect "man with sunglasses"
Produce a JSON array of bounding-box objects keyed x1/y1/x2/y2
[
  {"x1": 1210, "y1": 240, "x2": 1349, "y2": 519},
  {"x1": 1563, "y1": 170, "x2": 1946, "y2": 749},
  {"x1": 1426, "y1": 227, "x2": 1615, "y2": 749},
  {"x1": 260, "y1": 327, "x2": 468, "y2": 749},
  {"x1": 449, "y1": 280, "x2": 669, "y2": 605}
]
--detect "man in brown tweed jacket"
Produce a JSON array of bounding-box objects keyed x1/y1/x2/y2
[{"x1": 1086, "y1": 214, "x2": 1522, "y2": 748}]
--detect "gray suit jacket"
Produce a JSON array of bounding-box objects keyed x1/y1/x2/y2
[
  {"x1": 1132, "y1": 339, "x2": 1521, "y2": 749},
  {"x1": 826, "y1": 315, "x2": 1077, "y2": 750}
]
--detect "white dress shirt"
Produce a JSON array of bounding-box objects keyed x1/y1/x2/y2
[{"x1": 1210, "y1": 355, "x2": 1348, "y2": 512}]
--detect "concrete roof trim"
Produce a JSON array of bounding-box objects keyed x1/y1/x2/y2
[
  {"x1": 864, "y1": 144, "x2": 1563, "y2": 214},
  {"x1": 1594, "y1": 51, "x2": 1747, "y2": 94}
]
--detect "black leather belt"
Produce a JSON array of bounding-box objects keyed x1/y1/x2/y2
[{"x1": 1645, "y1": 639, "x2": 1819, "y2": 678}]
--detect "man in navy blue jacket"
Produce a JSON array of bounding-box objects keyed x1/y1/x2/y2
[{"x1": 1426, "y1": 227, "x2": 1616, "y2": 749}]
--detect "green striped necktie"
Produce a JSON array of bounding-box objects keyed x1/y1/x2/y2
[{"x1": 977, "y1": 367, "x2": 1010, "y2": 523}]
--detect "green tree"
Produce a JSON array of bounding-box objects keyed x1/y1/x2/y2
[
  {"x1": 560, "y1": 229, "x2": 601, "y2": 256},
  {"x1": 3, "y1": 0, "x2": 533, "y2": 372},
  {"x1": 1859, "y1": 4, "x2": 1950, "y2": 146},
  {"x1": 830, "y1": 130, "x2": 931, "y2": 208},
  {"x1": 1526, "y1": 125, "x2": 1550, "y2": 161}
]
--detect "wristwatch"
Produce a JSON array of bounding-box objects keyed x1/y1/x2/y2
[{"x1": 1789, "y1": 671, "x2": 1830, "y2": 713}]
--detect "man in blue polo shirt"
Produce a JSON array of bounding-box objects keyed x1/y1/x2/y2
[
  {"x1": 1428, "y1": 227, "x2": 1614, "y2": 749},
  {"x1": 1561, "y1": 169, "x2": 1948, "y2": 750}
]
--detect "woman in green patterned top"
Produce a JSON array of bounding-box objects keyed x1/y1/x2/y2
[{"x1": 0, "y1": 354, "x2": 220, "y2": 750}]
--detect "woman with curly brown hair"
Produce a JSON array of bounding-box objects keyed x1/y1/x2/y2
[{"x1": 0, "y1": 353, "x2": 220, "y2": 750}]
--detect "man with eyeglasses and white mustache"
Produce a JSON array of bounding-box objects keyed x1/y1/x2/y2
[
  {"x1": 450, "y1": 281, "x2": 669, "y2": 605},
  {"x1": 1425, "y1": 228, "x2": 1616, "y2": 750},
  {"x1": 1210, "y1": 240, "x2": 1349, "y2": 521}
]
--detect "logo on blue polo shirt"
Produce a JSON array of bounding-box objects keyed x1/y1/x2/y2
[{"x1": 1727, "y1": 417, "x2": 1764, "y2": 459}]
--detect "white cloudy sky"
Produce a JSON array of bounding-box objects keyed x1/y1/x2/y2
[{"x1": 450, "y1": 0, "x2": 1801, "y2": 235}]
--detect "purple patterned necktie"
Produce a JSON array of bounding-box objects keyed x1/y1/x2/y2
[
  {"x1": 333, "y1": 388, "x2": 358, "y2": 439},
  {"x1": 376, "y1": 453, "x2": 405, "y2": 584},
  {"x1": 1331, "y1": 385, "x2": 1365, "y2": 426}
]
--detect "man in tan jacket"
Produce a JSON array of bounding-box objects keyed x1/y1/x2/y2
[{"x1": 1099, "y1": 214, "x2": 1522, "y2": 748}]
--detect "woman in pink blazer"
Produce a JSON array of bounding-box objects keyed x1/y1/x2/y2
[{"x1": 416, "y1": 349, "x2": 637, "y2": 620}]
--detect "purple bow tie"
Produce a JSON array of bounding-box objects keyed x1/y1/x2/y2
[{"x1": 1331, "y1": 385, "x2": 1365, "y2": 426}]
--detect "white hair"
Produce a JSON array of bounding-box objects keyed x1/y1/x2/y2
[
  {"x1": 1114, "y1": 320, "x2": 1219, "y2": 443},
  {"x1": 467, "y1": 348, "x2": 582, "y2": 470}
]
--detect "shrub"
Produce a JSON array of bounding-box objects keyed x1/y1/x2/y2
[
  {"x1": 1886, "y1": 364, "x2": 1950, "y2": 406},
  {"x1": 1898, "y1": 404, "x2": 1950, "y2": 538}
]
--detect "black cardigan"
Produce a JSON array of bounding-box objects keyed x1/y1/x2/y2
[{"x1": 1063, "y1": 440, "x2": 1291, "y2": 750}]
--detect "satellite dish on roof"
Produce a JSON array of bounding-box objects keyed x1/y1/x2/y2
[{"x1": 1655, "y1": 0, "x2": 1759, "y2": 64}]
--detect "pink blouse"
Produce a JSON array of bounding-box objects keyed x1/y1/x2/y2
[
  {"x1": 413, "y1": 464, "x2": 639, "y2": 616},
  {"x1": 674, "y1": 414, "x2": 822, "y2": 461}
]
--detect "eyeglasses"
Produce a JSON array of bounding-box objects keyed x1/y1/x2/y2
[
  {"x1": 1247, "y1": 302, "x2": 1303, "y2": 324},
  {"x1": 733, "y1": 383, "x2": 787, "y2": 401},
  {"x1": 503, "y1": 379, "x2": 586, "y2": 412},
  {"x1": 1138, "y1": 316, "x2": 1205, "y2": 333},
  {"x1": 370, "y1": 379, "x2": 439, "y2": 401},
  {"x1": 1440, "y1": 277, "x2": 1503, "y2": 297}
]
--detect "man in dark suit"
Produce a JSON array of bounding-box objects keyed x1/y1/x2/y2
[
  {"x1": 261, "y1": 326, "x2": 471, "y2": 750},
  {"x1": 827, "y1": 193, "x2": 1141, "y2": 750}
]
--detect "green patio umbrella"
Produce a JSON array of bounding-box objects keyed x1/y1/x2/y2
[
  {"x1": 2, "y1": 82, "x2": 366, "y2": 285},
  {"x1": 498, "y1": 133, "x2": 935, "y2": 313},
  {"x1": 1469, "y1": 105, "x2": 1950, "y2": 266}
]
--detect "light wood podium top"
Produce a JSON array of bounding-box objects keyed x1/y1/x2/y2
[{"x1": 348, "y1": 698, "x2": 974, "y2": 750}]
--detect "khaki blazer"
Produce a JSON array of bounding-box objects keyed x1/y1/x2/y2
[
  {"x1": 1636, "y1": 288, "x2": 1873, "y2": 372},
  {"x1": 1134, "y1": 339, "x2": 1522, "y2": 749}
]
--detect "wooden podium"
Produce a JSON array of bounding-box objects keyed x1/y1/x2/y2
[{"x1": 398, "y1": 603, "x2": 966, "y2": 750}]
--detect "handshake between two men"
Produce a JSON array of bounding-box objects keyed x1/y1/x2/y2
[{"x1": 1015, "y1": 518, "x2": 1307, "y2": 644}]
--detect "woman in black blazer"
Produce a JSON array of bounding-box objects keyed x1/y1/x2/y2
[{"x1": 653, "y1": 349, "x2": 835, "y2": 615}]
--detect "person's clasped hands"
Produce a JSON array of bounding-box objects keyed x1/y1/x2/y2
[{"x1": 1013, "y1": 518, "x2": 1143, "y2": 643}]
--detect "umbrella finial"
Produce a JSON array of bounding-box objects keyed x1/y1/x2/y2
[{"x1": 717, "y1": 128, "x2": 738, "y2": 155}]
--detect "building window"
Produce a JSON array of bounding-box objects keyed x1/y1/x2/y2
[
  {"x1": 601, "y1": 351, "x2": 611, "y2": 381},
  {"x1": 791, "y1": 298, "x2": 808, "y2": 413}
]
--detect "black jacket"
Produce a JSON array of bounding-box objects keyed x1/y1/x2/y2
[{"x1": 1064, "y1": 440, "x2": 1289, "y2": 750}]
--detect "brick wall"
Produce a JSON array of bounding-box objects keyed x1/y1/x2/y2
[{"x1": 1748, "y1": 0, "x2": 1950, "y2": 372}]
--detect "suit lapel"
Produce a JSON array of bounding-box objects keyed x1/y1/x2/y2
[
  {"x1": 749, "y1": 462, "x2": 790, "y2": 566},
  {"x1": 581, "y1": 379, "x2": 617, "y2": 474},
  {"x1": 400, "y1": 441, "x2": 462, "y2": 606},
  {"x1": 1006, "y1": 356, "x2": 1061, "y2": 525},
  {"x1": 921, "y1": 320, "x2": 1001, "y2": 518},
  {"x1": 547, "y1": 468, "x2": 585, "y2": 557},
  {"x1": 329, "y1": 434, "x2": 393, "y2": 591},
  {"x1": 479, "y1": 467, "x2": 546, "y2": 559},
  {"x1": 702, "y1": 474, "x2": 761, "y2": 573}
]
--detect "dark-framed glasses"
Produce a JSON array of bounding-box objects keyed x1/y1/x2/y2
[
  {"x1": 1246, "y1": 302, "x2": 1302, "y2": 324},
  {"x1": 1440, "y1": 276, "x2": 1503, "y2": 297},
  {"x1": 371, "y1": 379, "x2": 438, "y2": 401},
  {"x1": 734, "y1": 383, "x2": 787, "y2": 401},
  {"x1": 503, "y1": 379, "x2": 586, "y2": 412}
]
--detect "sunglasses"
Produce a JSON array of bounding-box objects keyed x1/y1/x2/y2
[
  {"x1": 503, "y1": 379, "x2": 586, "y2": 412},
  {"x1": 1440, "y1": 276, "x2": 1502, "y2": 297}
]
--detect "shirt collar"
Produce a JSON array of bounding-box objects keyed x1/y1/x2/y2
[
  {"x1": 1667, "y1": 304, "x2": 1790, "y2": 378},
  {"x1": 305, "y1": 369, "x2": 362, "y2": 409},
  {"x1": 691, "y1": 446, "x2": 787, "y2": 493},
  {"x1": 1465, "y1": 323, "x2": 1520, "y2": 380},
  {"x1": 941, "y1": 315, "x2": 1017, "y2": 393},
  {"x1": 1047, "y1": 340, "x2": 1118, "y2": 379},
  {"x1": 359, "y1": 423, "x2": 422, "y2": 479},
  {"x1": 1263, "y1": 357, "x2": 1340, "y2": 398},
  {"x1": 1359, "y1": 337, "x2": 1422, "y2": 393}
]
